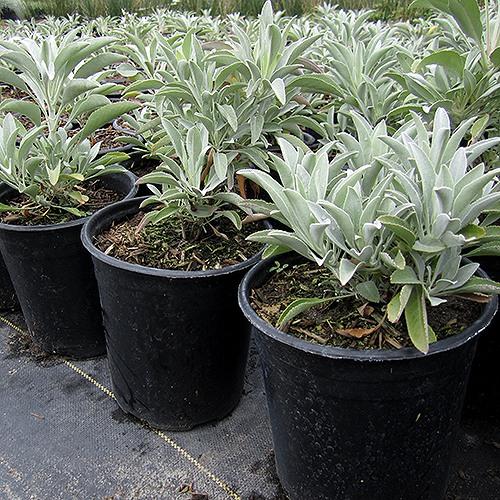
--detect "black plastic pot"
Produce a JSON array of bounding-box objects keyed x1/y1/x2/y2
[
  {"x1": 268, "y1": 130, "x2": 319, "y2": 155},
  {"x1": 464, "y1": 256, "x2": 500, "y2": 417},
  {"x1": 0, "y1": 255, "x2": 18, "y2": 311},
  {"x1": 81, "y1": 197, "x2": 263, "y2": 430},
  {"x1": 0, "y1": 172, "x2": 137, "y2": 358},
  {"x1": 99, "y1": 139, "x2": 134, "y2": 157},
  {"x1": 112, "y1": 118, "x2": 136, "y2": 136},
  {"x1": 238, "y1": 254, "x2": 497, "y2": 500}
]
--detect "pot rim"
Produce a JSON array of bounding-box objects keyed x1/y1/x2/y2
[
  {"x1": 0, "y1": 170, "x2": 137, "y2": 233},
  {"x1": 238, "y1": 254, "x2": 498, "y2": 362},
  {"x1": 99, "y1": 142, "x2": 134, "y2": 155},
  {"x1": 81, "y1": 195, "x2": 265, "y2": 279},
  {"x1": 111, "y1": 117, "x2": 137, "y2": 135}
]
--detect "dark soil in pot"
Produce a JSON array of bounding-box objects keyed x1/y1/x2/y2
[
  {"x1": 81, "y1": 197, "x2": 265, "y2": 430},
  {"x1": 95, "y1": 210, "x2": 260, "y2": 271},
  {"x1": 238, "y1": 254, "x2": 497, "y2": 500},
  {"x1": 252, "y1": 260, "x2": 482, "y2": 349},
  {"x1": 0, "y1": 177, "x2": 124, "y2": 225},
  {"x1": 67, "y1": 121, "x2": 135, "y2": 156},
  {"x1": 92, "y1": 124, "x2": 132, "y2": 152},
  {"x1": 13, "y1": 117, "x2": 136, "y2": 155},
  {"x1": 103, "y1": 75, "x2": 129, "y2": 86},
  {"x1": 0, "y1": 171, "x2": 138, "y2": 358},
  {"x1": 0, "y1": 85, "x2": 30, "y2": 101}
]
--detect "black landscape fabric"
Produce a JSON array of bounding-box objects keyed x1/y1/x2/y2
[{"x1": 0, "y1": 312, "x2": 499, "y2": 499}]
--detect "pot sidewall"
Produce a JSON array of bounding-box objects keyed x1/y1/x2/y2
[{"x1": 464, "y1": 255, "x2": 500, "y2": 416}]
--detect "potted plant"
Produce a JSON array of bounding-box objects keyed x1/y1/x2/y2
[
  {"x1": 0, "y1": 31, "x2": 136, "y2": 317},
  {"x1": 0, "y1": 33, "x2": 139, "y2": 358},
  {"x1": 405, "y1": 0, "x2": 500, "y2": 418},
  {"x1": 237, "y1": 109, "x2": 500, "y2": 499},
  {"x1": 81, "y1": 120, "x2": 266, "y2": 430},
  {"x1": 207, "y1": 1, "x2": 331, "y2": 150},
  {"x1": 0, "y1": 112, "x2": 137, "y2": 358}
]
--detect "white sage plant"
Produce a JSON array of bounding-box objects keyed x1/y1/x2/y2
[
  {"x1": 239, "y1": 108, "x2": 500, "y2": 353},
  {"x1": 0, "y1": 30, "x2": 140, "y2": 215},
  {"x1": 0, "y1": 113, "x2": 133, "y2": 216},
  {"x1": 137, "y1": 120, "x2": 248, "y2": 237},
  {"x1": 0, "y1": 30, "x2": 127, "y2": 132}
]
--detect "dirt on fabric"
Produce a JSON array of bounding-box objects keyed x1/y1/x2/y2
[{"x1": 5, "y1": 325, "x2": 61, "y2": 367}]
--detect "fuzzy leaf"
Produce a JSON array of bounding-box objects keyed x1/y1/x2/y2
[
  {"x1": 417, "y1": 50, "x2": 465, "y2": 76},
  {"x1": 450, "y1": 277, "x2": 500, "y2": 295},
  {"x1": 355, "y1": 281, "x2": 380, "y2": 303},
  {"x1": 339, "y1": 258, "x2": 358, "y2": 286},
  {"x1": 0, "y1": 100, "x2": 41, "y2": 126},
  {"x1": 271, "y1": 78, "x2": 286, "y2": 105},
  {"x1": 379, "y1": 215, "x2": 416, "y2": 247},
  {"x1": 387, "y1": 285, "x2": 413, "y2": 323},
  {"x1": 391, "y1": 267, "x2": 420, "y2": 285},
  {"x1": 404, "y1": 285, "x2": 429, "y2": 353},
  {"x1": 277, "y1": 297, "x2": 334, "y2": 330},
  {"x1": 75, "y1": 102, "x2": 139, "y2": 142}
]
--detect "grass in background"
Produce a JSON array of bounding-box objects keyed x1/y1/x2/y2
[
  {"x1": 19, "y1": 0, "x2": 318, "y2": 17},
  {"x1": 337, "y1": 0, "x2": 420, "y2": 20},
  {"x1": 16, "y1": 0, "x2": 418, "y2": 20}
]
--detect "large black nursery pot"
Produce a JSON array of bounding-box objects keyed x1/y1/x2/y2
[
  {"x1": 81, "y1": 197, "x2": 261, "y2": 430},
  {"x1": 238, "y1": 254, "x2": 497, "y2": 500},
  {"x1": 0, "y1": 172, "x2": 137, "y2": 358},
  {"x1": 465, "y1": 256, "x2": 500, "y2": 417}
]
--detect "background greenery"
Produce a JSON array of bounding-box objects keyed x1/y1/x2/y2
[{"x1": 8, "y1": 0, "x2": 418, "y2": 20}]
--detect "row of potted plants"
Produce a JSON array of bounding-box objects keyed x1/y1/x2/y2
[
  {"x1": 0, "y1": 2, "x2": 499, "y2": 499},
  {"x1": 0, "y1": 32, "x2": 139, "y2": 355}
]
